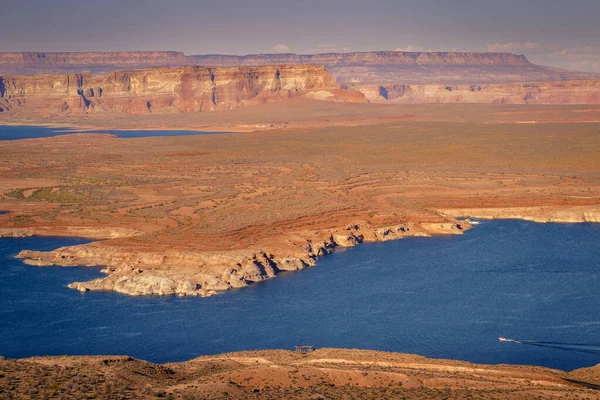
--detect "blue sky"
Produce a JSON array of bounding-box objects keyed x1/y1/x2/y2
[{"x1": 2, "y1": 0, "x2": 600, "y2": 71}]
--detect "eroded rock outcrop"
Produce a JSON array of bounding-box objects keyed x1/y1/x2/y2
[{"x1": 0, "y1": 65, "x2": 363, "y2": 115}]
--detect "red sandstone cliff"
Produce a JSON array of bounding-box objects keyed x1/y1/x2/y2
[
  {"x1": 0, "y1": 65, "x2": 365, "y2": 115},
  {"x1": 1, "y1": 64, "x2": 598, "y2": 116}
]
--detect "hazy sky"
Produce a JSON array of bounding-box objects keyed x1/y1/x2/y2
[{"x1": 2, "y1": 0, "x2": 600, "y2": 71}]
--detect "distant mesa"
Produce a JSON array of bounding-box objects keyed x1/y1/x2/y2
[
  {"x1": 1, "y1": 50, "x2": 599, "y2": 84},
  {"x1": 0, "y1": 51, "x2": 191, "y2": 76},
  {"x1": 1, "y1": 51, "x2": 600, "y2": 114},
  {"x1": 190, "y1": 51, "x2": 553, "y2": 84}
]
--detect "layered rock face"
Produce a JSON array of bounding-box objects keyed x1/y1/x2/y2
[
  {"x1": 2, "y1": 64, "x2": 596, "y2": 113},
  {"x1": 0, "y1": 51, "x2": 192, "y2": 75},
  {"x1": 0, "y1": 65, "x2": 354, "y2": 114},
  {"x1": 354, "y1": 80, "x2": 600, "y2": 104}
]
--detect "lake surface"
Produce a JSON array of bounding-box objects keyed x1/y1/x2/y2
[
  {"x1": 0, "y1": 125, "x2": 232, "y2": 140},
  {"x1": 0, "y1": 220, "x2": 599, "y2": 371}
]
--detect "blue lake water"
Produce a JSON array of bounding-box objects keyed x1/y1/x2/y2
[
  {"x1": 0, "y1": 125, "x2": 232, "y2": 140},
  {"x1": 0, "y1": 220, "x2": 599, "y2": 371}
]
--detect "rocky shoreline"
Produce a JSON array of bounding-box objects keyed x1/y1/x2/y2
[{"x1": 14, "y1": 220, "x2": 468, "y2": 297}]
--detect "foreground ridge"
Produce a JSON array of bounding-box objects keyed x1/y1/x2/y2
[{"x1": 2, "y1": 348, "x2": 599, "y2": 399}]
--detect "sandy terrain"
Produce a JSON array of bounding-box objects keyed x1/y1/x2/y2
[
  {"x1": 0, "y1": 102, "x2": 599, "y2": 296},
  {"x1": 1, "y1": 348, "x2": 599, "y2": 399}
]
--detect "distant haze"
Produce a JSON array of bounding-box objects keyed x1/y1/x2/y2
[{"x1": 1, "y1": 0, "x2": 600, "y2": 72}]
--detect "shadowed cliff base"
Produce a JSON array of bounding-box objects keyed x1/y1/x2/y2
[{"x1": 2, "y1": 349, "x2": 600, "y2": 399}]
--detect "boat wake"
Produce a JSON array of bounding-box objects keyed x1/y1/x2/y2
[{"x1": 499, "y1": 337, "x2": 600, "y2": 355}]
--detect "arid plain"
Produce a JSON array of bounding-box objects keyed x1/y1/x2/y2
[{"x1": 0, "y1": 101, "x2": 599, "y2": 297}]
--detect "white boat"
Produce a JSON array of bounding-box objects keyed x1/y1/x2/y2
[{"x1": 499, "y1": 337, "x2": 521, "y2": 343}]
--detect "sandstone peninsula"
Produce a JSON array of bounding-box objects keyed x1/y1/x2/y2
[
  {"x1": 0, "y1": 65, "x2": 366, "y2": 116},
  {"x1": 3, "y1": 348, "x2": 600, "y2": 399}
]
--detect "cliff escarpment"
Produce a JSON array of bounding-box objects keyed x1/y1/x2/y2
[
  {"x1": 190, "y1": 51, "x2": 600, "y2": 84},
  {"x1": 2, "y1": 50, "x2": 599, "y2": 84},
  {"x1": 1, "y1": 68, "x2": 598, "y2": 115},
  {"x1": 191, "y1": 51, "x2": 530, "y2": 67},
  {"x1": 0, "y1": 65, "x2": 362, "y2": 115}
]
